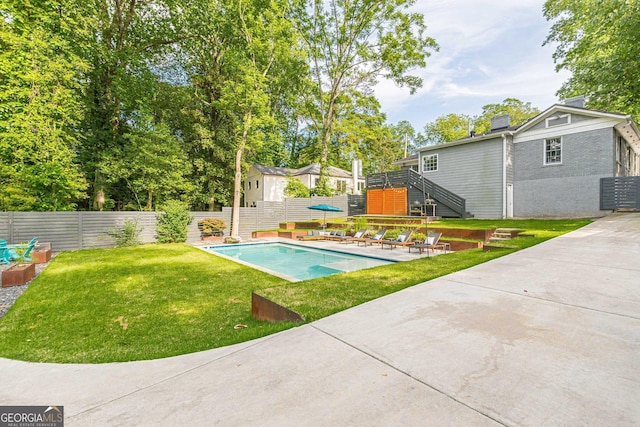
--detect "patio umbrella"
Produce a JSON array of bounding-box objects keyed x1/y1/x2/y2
[{"x1": 307, "y1": 204, "x2": 344, "y2": 232}]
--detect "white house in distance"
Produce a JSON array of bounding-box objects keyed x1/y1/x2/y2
[{"x1": 244, "y1": 160, "x2": 365, "y2": 207}]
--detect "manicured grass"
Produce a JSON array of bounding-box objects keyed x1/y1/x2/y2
[
  {"x1": 0, "y1": 219, "x2": 590, "y2": 363},
  {"x1": 0, "y1": 245, "x2": 294, "y2": 363}
]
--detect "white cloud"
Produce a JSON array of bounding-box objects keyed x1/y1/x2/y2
[{"x1": 374, "y1": 0, "x2": 572, "y2": 128}]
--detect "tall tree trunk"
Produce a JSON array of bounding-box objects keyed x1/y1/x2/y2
[
  {"x1": 146, "y1": 189, "x2": 153, "y2": 210},
  {"x1": 230, "y1": 111, "x2": 252, "y2": 237}
]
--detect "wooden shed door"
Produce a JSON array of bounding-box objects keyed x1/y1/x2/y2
[{"x1": 367, "y1": 188, "x2": 407, "y2": 215}]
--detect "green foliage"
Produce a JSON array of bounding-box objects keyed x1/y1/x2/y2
[
  {"x1": 197, "y1": 218, "x2": 227, "y2": 236},
  {"x1": 474, "y1": 98, "x2": 540, "y2": 133},
  {"x1": 413, "y1": 232, "x2": 426, "y2": 243},
  {"x1": 99, "y1": 115, "x2": 193, "y2": 210},
  {"x1": 284, "y1": 177, "x2": 310, "y2": 198},
  {"x1": 544, "y1": 0, "x2": 640, "y2": 122},
  {"x1": 354, "y1": 217, "x2": 368, "y2": 232},
  {"x1": 0, "y1": 219, "x2": 588, "y2": 362},
  {"x1": 108, "y1": 218, "x2": 143, "y2": 247},
  {"x1": 418, "y1": 98, "x2": 540, "y2": 144},
  {"x1": 293, "y1": 0, "x2": 438, "y2": 188},
  {"x1": 155, "y1": 201, "x2": 193, "y2": 243},
  {"x1": 384, "y1": 229, "x2": 401, "y2": 240},
  {"x1": 0, "y1": 0, "x2": 89, "y2": 211},
  {"x1": 418, "y1": 113, "x2": 473, "y2": 145},
  {"x1": 309, "y1": 179, "x2": 333, "y2": 197}
]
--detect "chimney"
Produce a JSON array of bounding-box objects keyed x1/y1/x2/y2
[
  {"x1": 490, "y1": 114, "x2": 510, "y2": 131},
  {"x1": 563, "y1": 95, "x2": 586, "y2": 108}
]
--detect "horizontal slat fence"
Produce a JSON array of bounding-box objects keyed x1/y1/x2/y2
[
  {"x1": 600, "y1": 177, "x2": 640, "y2": 210},
  {"x1": 0, "y1": 196, "x2": 349, "y2": 251}
]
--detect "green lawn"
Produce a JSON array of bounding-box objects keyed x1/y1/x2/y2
[{"x1": 0, "y1": 219, "x2": 591, "y2": 363}]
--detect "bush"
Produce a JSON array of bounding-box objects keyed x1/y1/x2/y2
[
  {"x1": 385, "y1": 229, "x2": 401, "y2": 240},
  {"x1": 156, "y1": 200, "x2": 193, "y2": 243},
  {"x1": 197, "y1": 218, "x2": 226, "y2": 237},
  {"x1": 354, "y1": 217, "x2": 368, "y2": 231},
  {"x1": 284, "y1": 177, "x2": 310, "y2": 198},
  {"x1": 413, "y1": 232, "x2": 426, "y2": 243},
  {"x1": 108, "y1": 217, "x2": 142, "y2": 247}
]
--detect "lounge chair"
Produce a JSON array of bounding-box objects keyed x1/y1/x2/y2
[
  {"x1": 324, "y1": 230, "x2": 347, "y2": 241},
  {"x1": 340, "y1": 229, "x2": 368, "y2": 244},
  {"x1": 408, "y1": 232, "x2": 442, "y2": 255},
  {"x1": 359, "y1": 229, "x2": 387, "y2": 246},
  {"x1": 380, "y1": 230, "x2": 414, "y2": 250},
  {"x1": 297, "y1": 230, "x2": 325, "y2": 241},
  {"x1": 8, "y1": 237, "x2": 38, "y2": 262},
  {"x1": 0, "y1": 245, "x2": 10, "y2": 264}
]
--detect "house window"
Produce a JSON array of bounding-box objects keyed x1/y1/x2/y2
[
  {"x1": 546, "y1": 114, "x2": 570, "y2": 128},
  {"x1": 545, "y1": 138, "x2": 562, "y2": 165},
  {"x1": 616, "y1": 137, "x2": 624, "y2": 164},
  {"x1": 256, "y1": 180, "x2": 259, "y2": 189},
  {"x1": 422, "y1": 154, "x2": 438, "y2": 172},
  {"x1": 358, "y1": 181, "x2": 365, "y2": 191},
  {"x1": 314, "y1": 178, "x2": 318, "y2": 187},
  {"x1": 336, "y1": 180, "x2": 347, "y2": 193},
  {"x1": 248, "y1": 182, "x2": 251, "y2": 190}
]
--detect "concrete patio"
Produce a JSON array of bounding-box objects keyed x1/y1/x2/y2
[{"x1": 1, "y1": 213, "x2": 639, "y2": 426}]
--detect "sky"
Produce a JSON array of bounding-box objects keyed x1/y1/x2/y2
[{"x1": 374, "y1": 0, "x2": 572, "y2": 131}]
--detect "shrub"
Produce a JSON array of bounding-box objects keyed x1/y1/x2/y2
[
  {"x1": 108, "y1": 217, "x2": 142, "y2": 247},
  {"x1": 354, "y1": 217, "x2": 368, "y2": 231},
  {"x1": 413, "y1": 232, "x2": 426, "y2": 243},
  {"x1": 385, "y1": 229, "x2": 401, "y2": 240},
  {"x1": 197, "y1": 218, "x2": 226, "y2": 237},
  {"x1": 156, "y1": 200, "x2": 193, "y2": 243},
  {"x1": 284, "y1": 177, "x2": 310, "y2": 198}
]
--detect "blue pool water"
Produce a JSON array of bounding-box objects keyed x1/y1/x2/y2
[{"x1": 206, "y1": 243, "x2": 393, "y2": 281}]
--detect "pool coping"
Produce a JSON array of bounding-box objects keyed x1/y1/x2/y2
[{"x1": 198, "y1": 239, "x2": 397, "y2": 282}]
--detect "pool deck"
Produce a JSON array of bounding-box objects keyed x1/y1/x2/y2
[
  {"x1": 203, "y1": 236, "x2": 452, "y2": 263},
  {"x1": 1, "y1": 213, "x2": 639, "y2": 426}
]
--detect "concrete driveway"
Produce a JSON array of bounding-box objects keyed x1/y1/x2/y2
[{"x1": 1, "y1": 213, "x2": 639, "y2": 426}]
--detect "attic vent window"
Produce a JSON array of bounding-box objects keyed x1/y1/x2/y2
[{"x1": 546, "y1": 114, "x2": 570, "y2": 128}]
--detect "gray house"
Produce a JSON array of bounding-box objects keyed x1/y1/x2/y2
[{"x1": 395, "y1": 98, "x2": 640, "y2": 218}]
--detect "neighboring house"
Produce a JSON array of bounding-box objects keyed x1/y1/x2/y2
[
  {"x1": 244, "y1": 161, "x2": 365, "y2": 207},
  {"x1": 384, "y1": 97, "x2": 640, "y2": 218}
]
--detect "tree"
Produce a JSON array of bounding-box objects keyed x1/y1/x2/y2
[
  {"x1": 80, "y1": 0, "x2": 180, "y2": 210},
  {"x1": 417, "y1": 99, "x2": 539, "y2": 145},
  {"x1": 99, "y1": 115, "x2": 193, "y2": 210},
  {"x1": 418, "y1": 113, "x2": 473, "y2": 145},
  {"x1": 181, "y1": 0, "x2": 304, "y2": 237},
  {"x1": 284, "y1": 177, "x2": 310, "y2": 198},
  {"x1": 543, "y1": 0, "x2": 640, "y2": 121},
  {"x1": 293, "y1": 0, "x2": 437, "y2": 191},
  {"x1": 0, "y1": 0, "x2": 88, "y2": 210},
  {"x1": 474, "y1": 98, "x2": 539, "y2": 134}
]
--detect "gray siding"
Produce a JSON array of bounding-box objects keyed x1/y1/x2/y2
[
  {"x1": 528, "y1": 112, "x2": 592, "y2": 132},
  {"x1": 421, "y1": 138, "x2": 504, "y2": 218},
  {"x1": 514, "y1": 128, "x2": 614, "y2": 217}
]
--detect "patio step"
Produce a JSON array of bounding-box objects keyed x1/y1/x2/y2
[{"x1": 488, "y1": 228, "x2": 519, "y2": 242}]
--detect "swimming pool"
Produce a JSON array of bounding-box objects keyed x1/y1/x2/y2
[{"x1": 205, "y1": 242, "x2": 394, "y2": 281}]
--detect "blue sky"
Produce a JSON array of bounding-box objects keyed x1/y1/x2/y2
[{"x1": 375, "y1": 0, "x2": 572, "y2": 131}]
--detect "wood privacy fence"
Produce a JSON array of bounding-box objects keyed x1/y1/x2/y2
[{"x1": 0, "y1": 196, "x2": 349, "y2": 251}]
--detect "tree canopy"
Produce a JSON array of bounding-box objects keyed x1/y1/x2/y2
[
  {"x1": 0, "y1": 0, "x2": 439, "y2": 212},
  {"x1": 417, "y1": 98, "x2": 540, "y2": 145},
  {"x1": 544, "y1": 0, "x2": 640, "y2": 121}
]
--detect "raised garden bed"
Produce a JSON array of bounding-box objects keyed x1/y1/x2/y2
[
  {"x1": 32, "y1": 242, "x2": 52, "y2": 264},
  {"x1": 2, "y1": 263, "x2": 36, "y2": 287},
  {"x1": 252, "y1": 231, "x2": 279, "y2": 238}
]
